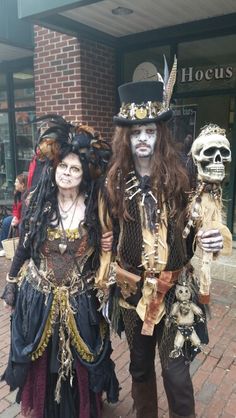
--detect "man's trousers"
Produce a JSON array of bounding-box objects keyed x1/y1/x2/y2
[{"x1": 121, "y1": 309, "x2": 195, "y2": 418}]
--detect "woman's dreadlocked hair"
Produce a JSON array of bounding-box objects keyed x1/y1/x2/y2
[{"x1": 22, "y1": 115, "x2": 111, "y2": 267}]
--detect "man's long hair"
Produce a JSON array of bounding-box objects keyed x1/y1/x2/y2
[{"x1": 106, "y1": 122, "x2": 190, "y2": 220}]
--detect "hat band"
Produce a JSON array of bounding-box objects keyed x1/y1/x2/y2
[{"x1": 118, "y1": 100, "x2": 164, "y2": 121}]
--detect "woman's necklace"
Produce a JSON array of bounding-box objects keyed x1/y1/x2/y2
[
  {"x1": 58, "y1": 197, "x2": 79, "y2": 254},
  {"x1": 58, "y1": 195, "x2": 78, "y2": 220}
]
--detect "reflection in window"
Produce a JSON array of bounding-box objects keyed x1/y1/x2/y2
[
  {"x1": 13, "y1": 68, "x2": 35, "y2": 108},
  {"x1": 15, "y1": 110, "x2": 36, "y2": 173},
  {"x1": 0, "y1": 65, "x2": 35, "y2": 203},
  {"x1": 0, "y1": 113, "x2": 14, "y2": 201},
  {"x1": 0, "y1": 73, "x2": 8, "y2": 110},
  {"x1": 123, "y1": 46, "x2": 170, "y2": 82}
]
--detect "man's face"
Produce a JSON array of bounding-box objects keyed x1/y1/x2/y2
[{"x1": 130, "y1": 123, "x2": 157, "y2": 158}]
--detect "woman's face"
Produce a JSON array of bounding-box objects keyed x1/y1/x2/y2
[
  {"x1": 55, "y1": 153, "x2": 83, "y2": 190},
  {"x1": 15, "y1": 178, "x2": 25, "y2": 192}
]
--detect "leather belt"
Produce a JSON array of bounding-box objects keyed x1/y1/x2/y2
[{"x1": 141, "y1": 268, "x2": 182, "y2": 336}]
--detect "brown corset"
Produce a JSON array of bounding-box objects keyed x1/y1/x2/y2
[{"x1": 40, "y1": 226, "x2": 93, "y2": 286}]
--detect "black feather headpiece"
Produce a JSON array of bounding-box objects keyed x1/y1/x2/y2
[{"x1": 32, "y1": 114, "x2": 111, "y2": 176}]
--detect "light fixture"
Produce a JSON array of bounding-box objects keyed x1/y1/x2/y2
[{"x1": 111, "y1": 6, "x2": 133, "y2": 16}]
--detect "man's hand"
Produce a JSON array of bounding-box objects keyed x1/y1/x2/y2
[
  {"x1": 197, "y1": 229, "x2": 223, "y2": 253},
  {"x1": 101, "y1": 231, "x2": 113, "y2": 252}
]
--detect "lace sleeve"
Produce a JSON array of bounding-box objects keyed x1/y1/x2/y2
[
  {"x1": 1, "y1": 282, "x2": 18, "y2": 307},
  {"x1": 8, "y1": 226, "x2": 30, "y2": 277},
  {"x1": 2, "y1": 226, "x2": 30, "y2": 307}
]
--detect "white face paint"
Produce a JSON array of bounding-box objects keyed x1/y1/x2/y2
[
  {"x1": 130, "y1": 123, "x2": 157, "y2": 158},
  {"x1": 55, "y1": 153, "x2": 83, "y2": 190}
]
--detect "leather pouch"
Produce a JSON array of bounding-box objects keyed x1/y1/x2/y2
[{"x1": 115, "y1": 263, "x2": 141, "y2": 299}]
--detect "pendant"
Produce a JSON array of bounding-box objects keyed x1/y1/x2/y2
[
  {"x1": 60, "y1": 213, "x2": 68, "y2": 220},
  {"x1": 59, "y1": 242, "x2": 67, "y2": 254}
]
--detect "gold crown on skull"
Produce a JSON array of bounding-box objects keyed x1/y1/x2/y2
[{"x1": 198, "y1": 124, "x2": 226, "y2": 137}]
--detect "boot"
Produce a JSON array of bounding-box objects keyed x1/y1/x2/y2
[
  {"x1": 131, "y1": 373, "x2": 158, "y2": 418},
  {"x1": 169, "y1": 410, "x2": 196, "y2": 418}
]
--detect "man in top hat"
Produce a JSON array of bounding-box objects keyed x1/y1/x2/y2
[{"x1": 97, "y1": 63, "x2": 225, "y2": 418}]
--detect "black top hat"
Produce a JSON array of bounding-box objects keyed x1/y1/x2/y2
[{"x1": 113, "y1": 80, "x2": 173, "y2": 126}]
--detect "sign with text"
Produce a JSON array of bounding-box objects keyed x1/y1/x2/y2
[
  {"x1": 177, "y1": 64, "x2": 236, "y2": 93},
  {"x1": 170, "y1": 105, "x2": 197, "y2": 150}
]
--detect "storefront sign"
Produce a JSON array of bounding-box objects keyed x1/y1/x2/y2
[
  {"x1": 177, "y1": 64, "x2": 235, "y2": 93},
  {"x1": 180, "y1": 66, "x2": 233, "y2": 83}
]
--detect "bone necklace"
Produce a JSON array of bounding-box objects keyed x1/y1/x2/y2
[{"x1": 124, "y1": 170, "x2": 165, "y2": 274}]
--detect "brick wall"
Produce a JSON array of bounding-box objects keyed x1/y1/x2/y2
[
  {"x1": 78, "y1": 36, "x2": 116, "y2": 140},
  {"x1": 34, "y1": 26, "x2": 116, "y2": 140}
]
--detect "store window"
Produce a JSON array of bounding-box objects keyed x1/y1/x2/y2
[
  {"x1": 0, "y1": 65, "x2": 35, "y2": 202},
  {"x1": 0, "y1": 73, "x2": 8, "y2": 110},
  {"x1": 15, "y1": 110, "x2": 35, "y2": 173},
  {"x1": 123, "y1": 45, "x2": 170, "y2": 82},
  {"x1": 13, "y1": 67, "x2": 35, "y2": 176},
  {"x1": 177, "y1": 34, "x2": 236, "y2": 94},
  {"x1": 13, "y1": 68, "x2": 35, "y2": 108},
  {"x1": 175, "y1": 35, "x2": 236, "y2": 234},
  {"x1": 0, "y1": 113, "x2": 14, "y2": 201}
]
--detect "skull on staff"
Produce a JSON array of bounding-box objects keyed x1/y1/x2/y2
[
  {"x1": 191, "y1": 124, "x2": 231, "y2": 183},
  {"x1": 187, "y1": 124, "x2": 232, "y2": 304}
]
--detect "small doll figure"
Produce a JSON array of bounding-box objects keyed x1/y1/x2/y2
[{"x1": 169, "y1": 280, "x2": 204, "y2": 358}]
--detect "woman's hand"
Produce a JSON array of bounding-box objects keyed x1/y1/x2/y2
[
  {"x1": 101, "y1": 231, "x2": 113, "y2": 252},
  {"x1": 197, "y1": 229, "x2": 223, "y2": 253}
]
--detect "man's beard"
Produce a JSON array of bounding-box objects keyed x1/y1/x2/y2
[{"x1": 135, "y1": 149, "x2": 153, "y2": 158}]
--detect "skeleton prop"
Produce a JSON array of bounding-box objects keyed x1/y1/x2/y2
[
  {"x1": 169, "y1": 278, "x2": 204, "y2": 359},
  {"x1": 183, "y1": 124, "x2": 232, "y2": 304}
]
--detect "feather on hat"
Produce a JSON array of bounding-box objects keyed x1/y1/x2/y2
[{"x1": 113, "y1": 55, "x2": 177, "y2": 126}]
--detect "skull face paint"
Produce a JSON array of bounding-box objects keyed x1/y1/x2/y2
[
  {"x1": 191, "y1": 133, "x2": 231, "y2": 183},
  {"x1": 55, "y1": 153, "x2": 83, "y2": 190},
  {"x1": 130, "y1": 123, "x2": 157, "y2": 159}
]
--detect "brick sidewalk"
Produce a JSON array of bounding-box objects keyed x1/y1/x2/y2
[{"x1": 0, "y1": 257, "x2": 236, "y2": 418}]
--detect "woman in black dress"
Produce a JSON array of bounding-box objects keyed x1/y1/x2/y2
[{"x1": 1, "y1": 116, "x2": 119, "y2": 418}]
